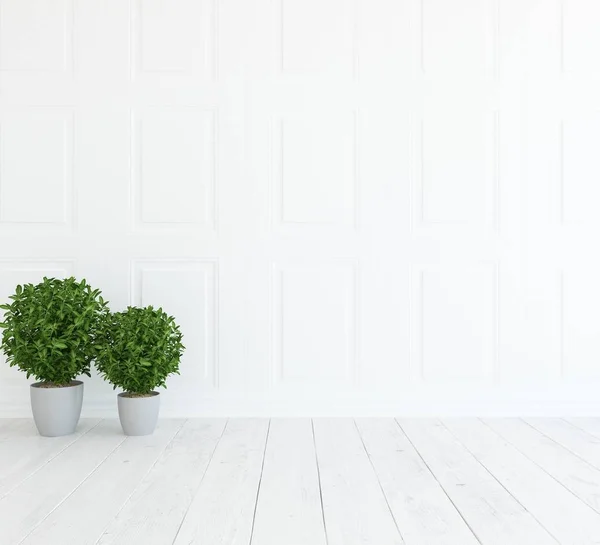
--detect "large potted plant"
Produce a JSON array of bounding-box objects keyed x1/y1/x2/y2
[
  {"x1": 0, "y1": 277, "x2": 109, "y2": 436},
  {"x1": 95, "y1": 305, "x2": 184, "y2": 436}
]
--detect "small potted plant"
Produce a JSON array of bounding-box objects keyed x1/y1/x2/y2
[
  {"x1": 0, "y1": 277, "x2": 109, "y2": 436},
  {"x1": 95, "y1": 305, "x2": 184, "y2": 436}
]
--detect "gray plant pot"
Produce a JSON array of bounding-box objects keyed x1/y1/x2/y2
[
  {"x1": 30, "y1": 381, "x2": 84, "y2": 437},
  {"x1": 117, "y1": 392, "x2": 160, "y2": 436}
]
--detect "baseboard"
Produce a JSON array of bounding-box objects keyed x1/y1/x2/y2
[{"x1": 3, "y1": 384, "x2": 600, "y2": 418}]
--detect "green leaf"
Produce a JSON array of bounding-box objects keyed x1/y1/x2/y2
[
  {"x1": 0, "y1": 277, "x2": 108, "y2": 383},
  {"x1": 93, "y1": 305, "x2": 183, "y2": 393}
]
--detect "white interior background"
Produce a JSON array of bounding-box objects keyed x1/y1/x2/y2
[{"x1": 1, "y1": 0, "x2": 600, "y2": 417}]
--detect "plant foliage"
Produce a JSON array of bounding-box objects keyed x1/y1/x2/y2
[
  {"x1": 95, "y1": 306, "x2": 184, "y2": 395},
  {"x1": 0, "y1": 277, "x2": 109, "y2": 385}
]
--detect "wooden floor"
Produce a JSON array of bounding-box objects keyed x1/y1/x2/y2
[{"x1": 2, "y1": 419, "x2": 600, "y2": 544}]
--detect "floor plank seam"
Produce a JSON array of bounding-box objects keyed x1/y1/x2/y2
[
  {"x1": 311, "y1": 418, "x2": 330, "y2": 545},
  {"x1": 521, "y1": 418, "x2": 600, "y2": 473},
  {"x1": 248, "y1": 419, "x2": 271, "y2": 545},
  {"x1": 0, "y1": 418, "x2": 104, "y2": 502},
  {"x1": 394, "y1": 419, "x2": 485, "y2": 545},
  {"x1": 170, "y1": 418, "x2": 230, "y2": 545},
  {"x1": 92, "y1": 418, "x2": 189, "y2": 545},
  {"x1": 479, "y1": 418, "x2": 600, "y2": 516},
  {"x1": 438, "y1": 419, "x2": 562, "y2": 545},
  {"x1": 560, "y1": 418, "x2": 600, "y2": 440},
  {"x1": 16, "y1": 432, "x2": 128, "y2": 545},
  {"x1": 353, "y1": 419, "x2": 405, "y2": 544}
]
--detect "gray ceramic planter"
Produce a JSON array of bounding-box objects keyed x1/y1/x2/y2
[
  {"x1": 117, "y1": 392, "x2": 160, "y2": 436},
  {"x1": 30, "y1": 381, "x2": 84, "y2": 437}
]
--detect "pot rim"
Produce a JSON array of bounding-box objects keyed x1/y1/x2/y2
[
  {"x1": 118, "y1": 391, "x2": 160, "y2": 399},
  {"x1": 31, "y1": 380, "x2": 83, "y2": 389}
]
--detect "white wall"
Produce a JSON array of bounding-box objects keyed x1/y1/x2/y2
[{"x1": 1, "y1": 0, "x2": 600, "y2": 417}]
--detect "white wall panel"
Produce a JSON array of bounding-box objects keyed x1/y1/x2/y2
[
  {"x1": 498, "y1": 0, "x2": 561, "y2": 77},
  {"x1": 271, "y1": 262, "x2": 357, "y2": 388},
  {"x1": 421, "y1": 0, "x2": 491, "y2": 77},
  {"x1": 498, "y1": 268, "x2": 562, "y2": 382},
  {"x1": 413, "y1": 266, "x2": 496, "y2": 382},
  {"x1": 272, "y1": 112, "x2": 356, "y2": 227},
  {"x1": 132, "y1": 108, "x2": 216, "y2": 229},
  {"x1": 0, "y1": 0, "x2": 599, "y2": 416},
  {"x1": 0, "y1": 110, "x2": 72, "y2": 225},
  {"x1": 0, "y1": 0, "x2": 71, "y2": 72},
  {"x1": 520, "y1": 113, "x2": 562, "y2": 227},
  {"x1": 417, "y1": 110, "x2": 496, "y2": 227},
  {"x1": 562, "y1": 0, "x2": 600, "y2": 75},
  {"x1": 563, "y1": 269, "x2": 600, "y2": 379},
  {"x1": 281, "y1": 0, "x2": 355, "y2": 77},
  {"x1": 562, "y1": 113, "x2": 600, "y2": 224},
  {"x1": 131, "y1": 260, "x2": 217, "y2": 396},
  {"x1": 132, "y1": 0, "x2": 214, "y2": 77}
]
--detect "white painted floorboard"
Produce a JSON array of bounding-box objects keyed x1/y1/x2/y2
[
  {"x1": 355, "y1": 418, "x2": 480, "y2": 545},
  {"x1": 566, "y1": 418, "x2": 600, "y2": 439},
  {"x1": 250, "y1": 418, "x2": 327, "y2": 545},
  {"x1": 313, "y1": 418, "x2": 404, "y2": 545},
  {"x1": 21, "y1": 420, "x2": 185, "y2": 545},
  {"x1": 97, "y1": 418, "x2": 227, "y2": 545},
  {"x1": 0, "y1": 419, "x2": 39, "y2": 441},
  {"x1": 484, "y1": 418, "x2": 600, "y2": 514},
  {"x1": 1, "y1": 418, "x2": 600, "y2": 544},
  {"x1": 398, "y1": 418, "x2": 557, "y2": 545},
  {"x1": 525, "y1": 418, "x2": 600, "y2": 471},
  {"x1": 444, "y1": 418, "x2": 600, "y2": 545},
  {"x1": 0, "y1": 419, "x2": 126, "y2": 545},
  {"x1": 172, "y1": 418, "x2": 270, "y2": 545},
  {"x1": 0, "y1": 419, "x2": 100, "y2": 499}
]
